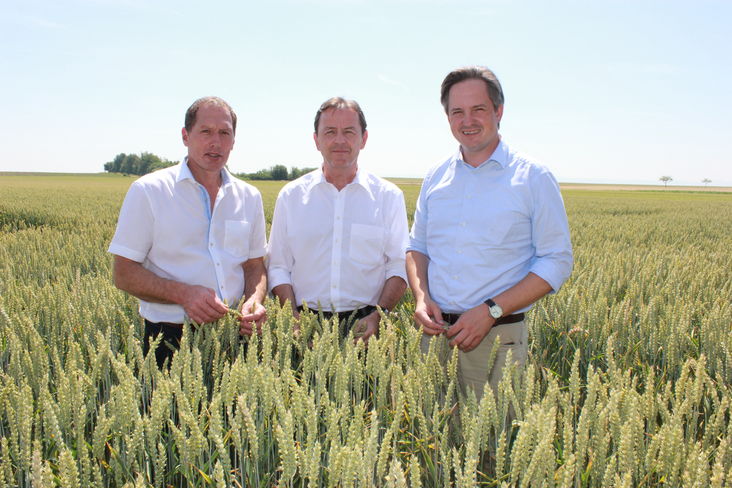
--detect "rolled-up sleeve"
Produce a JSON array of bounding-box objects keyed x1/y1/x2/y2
[
  {"x1": 108, "y1": 182, "x2": 153, "y2": 263},
  {"x1": 266, "y1": 192, "x2": 294, "y2": 290},
  {"x1": 407, "y1": 177, "x2": 430, "y2": 256},
  {"x1": 247, "y1": 192, "x2": 267, "y2": 260},
  {"x1": 384, "y1": 190, "x2": 409, "y2": 281},
  {"x1": 528, "y1": 170, "x2": 573, "y2": 293}
]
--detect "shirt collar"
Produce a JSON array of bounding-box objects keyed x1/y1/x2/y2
[
  {"x1": 454, "y1": 138, "x2": 510, "y2": 169},
  {"x1": 176, "y1": 157, "x2": 232, "y2": 187},
  {"x1": 309, "y1": 166, "x2": 373, "y2": 198}
]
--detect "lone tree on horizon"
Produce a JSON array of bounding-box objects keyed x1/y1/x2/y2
[
  {"x1": 659, "y1": 176, "x2": 673, "y2": 188},
  {"x1": 702, "y1": 178, "x2": 712, "y2": 186}
]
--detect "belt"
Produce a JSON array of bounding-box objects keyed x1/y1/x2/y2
[
  {"x1": 442, "y1": 312, "x2": 525, "y2": 327},
  {"x1": 144, "y1": 319, "x2": 184, "y2": 329},
  {"x1": 297, "y1": 305, "x2": 376, "y2": 322}
]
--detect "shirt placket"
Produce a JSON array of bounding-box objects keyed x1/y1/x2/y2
[
  {"x1": 330, "y1": 188, "x2": 345, "y2": 307},
  {"x1": 208, "y1": 186, "x2": 226, "y2": 300}
]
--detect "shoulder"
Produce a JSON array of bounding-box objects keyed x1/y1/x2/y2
[
  {"x1": 278, "y1": 170, "x2": 319, "y2": 199},
  {"x1": 228, "y1": 175, "x2": 263, "y2": 199},
  {"x1": 127, "y1": 164, "x2": 179, "y2": 194},
  {"x1": 359, "y1": 170, "x2": 403, "y2": 196},
  {"x1": 504, "y1": 143, "x2": 557, "y2": 182},
  {"x1": 421, "y1": 154, "x2": 456, "y2": 187}
]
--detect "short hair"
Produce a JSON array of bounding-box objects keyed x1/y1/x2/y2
[
  {"x1": 314, "y1": 97, "x2": 367, "y2": 134},
  {"x1": 440, "y1": 66, "x2": 505, "y2": 113},
  {"x1": 184, "y1": 96, "x2": 237, "y2": 134}
]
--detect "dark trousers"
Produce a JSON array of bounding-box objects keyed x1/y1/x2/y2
[{"x1": 143, "y1": 319, "x2": 186, "y2": 369}]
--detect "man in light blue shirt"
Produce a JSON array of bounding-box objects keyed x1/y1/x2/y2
[{"x1": 406, "y1": 66, "x2": 573, "y2": 400}]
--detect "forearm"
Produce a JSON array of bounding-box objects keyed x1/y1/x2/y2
[
  {"x1": 376, "y1": 276, "x2": 407, "y2": 311},
  {"x1": 272, "y1": 284, "x2": 298, "y2": 313},
  {"x1": 113, "y1": 255, "x2": 187, "y2": 304},
  {"x1": 242, "y1": 257, "x2": 267, "y2": 304},
  {"x1": 406, "y1": 251, "x2": 431, "y2": 303},
  {"x1": 492, "y1": 272, "x2": 553, "y2": 316}
]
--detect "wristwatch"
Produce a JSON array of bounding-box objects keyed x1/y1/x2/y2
[{"x1": 484, "y1": 298, "x2": 503, "y2": 319}]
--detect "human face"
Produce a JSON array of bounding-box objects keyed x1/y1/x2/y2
[
  {"x1": 446, "y1": 78, "x2": 503, "y2": 166},
  {"x1": 182, "y1": 103, "x2": 235, "y2": 180},
  {"x1": 314, "y1": 108, "x2": 368, "y2": 171}
]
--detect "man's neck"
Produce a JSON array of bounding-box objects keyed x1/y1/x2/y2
[
  {"x1": 188, "y1": 160, "x2": 223, "y2": 191},
  {"x1": 323, "y1": 165, "x2": 357, "y2": 191},
  {"x1": 461, "y1": 137, "x2": 501, "y2": 168}
]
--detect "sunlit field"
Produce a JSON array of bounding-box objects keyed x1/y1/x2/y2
[{"x1": 1, "y1": 172, "x2": 731, "y2": 487}]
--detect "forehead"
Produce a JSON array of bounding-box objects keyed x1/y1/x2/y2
[
  {"x1": 447, "y1": 78, "x2": 491, "y2": 109},
  {"x1": 318, "y1": 107, "x2": 361, "y2": 130},
  {"x1": 193, "y1": 103, "x2": 233, "y2": 128}
]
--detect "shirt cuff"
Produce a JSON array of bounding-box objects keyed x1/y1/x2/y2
[
  {"x1": 108, "y1": 242, "x2": 147, "y2": 263},
  {"x1": 267, "y1": 267, "x2": 293, "y2": 292}
]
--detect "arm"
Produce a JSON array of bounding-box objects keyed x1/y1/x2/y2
[
  {"x1": 355, "y1": 275, "x2": 407, "y2": 344},
  {"x1": 238, "y1": 256, "x2": 268, "y2": 336},
  {"x1": 272, "y1": 283, "x2": 300, "y2": 319},
  {"x1": 112, "y1": 255, "x2": 228, "y2": 324},
  {"x1": 406, "y1": 250, "x2": 445, "y2": 335},
  {"x1": 446, "y1": 272, "x2": 552, "y2": 352}
]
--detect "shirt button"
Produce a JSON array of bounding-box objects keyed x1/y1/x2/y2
[
  {"x1": 460, "y1": 222, "x2": 466, "y2": 227},
  {"x1": 457, "y1": 250, "x2": 463, "y2": 254},
  {"x1": 209, "y1": 242, "x2": 214, "y2": 247},
  {"x1": 332, "y1": 285, "x2": 336, "y2": 289},
  {"x1": 216, "y1": 262, "x2": 221, "y2": 266},
  {"x1": 452, "y1": 275, "x2": 458, "y2": 280}
]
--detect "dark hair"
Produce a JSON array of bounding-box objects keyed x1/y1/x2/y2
[
  {"x1": 184, "y1": 96, "x2": 237, "y2": 134},
  {"x1": 440, "y1": 66, "x2": 504, "y2": 113},
  {"x1": 314, "y1": 97, "x2": 367, "y2": 133}
]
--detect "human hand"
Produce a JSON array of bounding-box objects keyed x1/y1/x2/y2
[
  {"x1": 445, "y1": 303, "x2": 494, "y2": 352},
  {"x1": 181, "y1": 285, "x2": 229, "y2": 324},
  {"x1": 238, "y1": 299, "x2": 267, "y2": 336},
  {"x1": 413, "y1": 297, "x2": 446, "y2": 335},
  {"x1": 352, "y1": 311, "x2": 380, "y2": 345}
]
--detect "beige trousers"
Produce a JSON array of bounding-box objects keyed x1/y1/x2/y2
[{"x1": 421, "y1": 320, "x2": 529, "y2": 402}]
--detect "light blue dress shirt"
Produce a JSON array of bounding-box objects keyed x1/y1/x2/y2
[{"x1": 408, "y1": 139, "x2": 573, "y2": 314}]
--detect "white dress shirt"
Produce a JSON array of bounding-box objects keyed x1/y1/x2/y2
[
  {"x1": 408, "y1": 139, "x2": 573, "y2": 313},
  {"x1": 108, "y1": 160, "x2": 267, "y2": 323},
  {"x1": 268, "y1": 168, "x2": 408, "y2": 312}
]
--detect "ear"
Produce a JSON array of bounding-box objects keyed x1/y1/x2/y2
[
  {"x1": 360, "y1": 129, "x2": 368, "y2": 149},
  {"x1": 495, "y1": 105, "x2": 504, "y2": 123},
  {"x1": 182, "y1": 128, "x2": 189, "y2": 146},
  {"x1": 313, "y1": 131, "x2": 320, "y2": 151}
]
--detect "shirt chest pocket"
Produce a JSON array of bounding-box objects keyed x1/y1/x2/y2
[
  {"x1": 349, "y1": 223, "x2": 385, "y2": 267},
  {"x1": 224, "y1": 220, "x2": 251, "y2": 258}
]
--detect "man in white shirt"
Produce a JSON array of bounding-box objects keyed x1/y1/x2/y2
[
  {"x1": 407, "y1": 67, "x2": 573, "y2": 400},
  {"x1": 267, "y1": 97, "x2": 409, "y2": 343},
  {"x1": 109, "y1": 96, "x2": 268, "y2": 367}
]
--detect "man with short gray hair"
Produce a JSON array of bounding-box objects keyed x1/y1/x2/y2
[{"x1": 407, "y1": 67, "x2": 573, "y2": 400}]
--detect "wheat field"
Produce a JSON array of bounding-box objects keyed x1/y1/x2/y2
[{"x1": 1, "y1": 173, "x2": 731, "y2": 487}]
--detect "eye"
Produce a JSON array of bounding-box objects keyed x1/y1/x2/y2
[
  {"x1": 201, "y1": 129, "x2": 211, "y2": 134},
  {"x1": 450, "y1": 109, "x2": 463, "y2": 116}
]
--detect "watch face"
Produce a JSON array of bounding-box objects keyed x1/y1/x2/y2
[{"x1": 490, "y1": 305, "x2": 503, "y2": 319}]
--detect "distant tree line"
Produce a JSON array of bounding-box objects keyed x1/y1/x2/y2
[
  {"x1": 104, "y1": 152, "x2": 177, "y2": 175},
  {"x1": 237, "y1": 164, "x2": 317, "y2": 181}
]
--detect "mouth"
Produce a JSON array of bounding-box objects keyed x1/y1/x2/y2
[
  {"x1": 205, "y1": 152, "x2": 222, "y2": 159},
  {"x1": 461, "y1": 128, "x2": 481, "y2": 136}
]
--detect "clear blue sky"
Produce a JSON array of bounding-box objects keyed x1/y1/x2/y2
[{"x1": 2, "y1": 0, "x2": 730, "y2": 186}]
